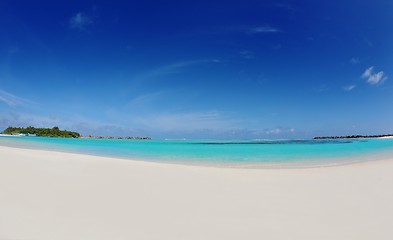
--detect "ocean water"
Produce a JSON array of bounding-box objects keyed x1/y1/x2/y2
[{"x1": 1, "y1": 136, "x2": 393, "y2": 167}]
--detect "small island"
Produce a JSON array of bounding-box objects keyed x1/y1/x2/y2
[
  {"x1": 2, "y1": 126, "x2": 152, "y2": 140},
  {"x1": 3, "y1": 126, "x2": 81, "y2": 138},
  {"x1": 314, "y1": 134, "x2": 393, "y2": 140}
]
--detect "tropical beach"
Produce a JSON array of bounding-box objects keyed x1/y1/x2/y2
[
  {"x1": 1, "y1": 1, "x2": 393, "y2": 239},
  {"x1": 1, "y1": 144, "x2": 393, "y2": 240}
]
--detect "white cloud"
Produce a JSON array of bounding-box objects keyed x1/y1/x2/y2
[
  {"x1": 250, "y1": 127, "x2": 295, "y2": 136},
  {"x1": 264, "y1": 127, "x2": 295, "y2": 135},
  {"x1": 69, "y1": 12, "x2": 93, "y2": 30},
  {"x1": 368, "y1": 71, "x2": 386, "y2": 85},
  {"x1": 362, "y1": 66, "x2": 374, "y2": 78},
  {"x1": 343, "y1": 85, "x2": 356, "y2": 91},
  {"x1": 0, "y1": 108, "x2": 298, "y2": 139},
  {"x1": 266, "y1": 128, "x2": 282, "y2": 134},
  {"x1": 361, "y1": 66, "x2": 388, "y2": 85},
  {"x1": 349, "y1": 58, "x2": 359, "y2": 64},
  {"x1": 0, "y1": 89, "x2": 34, "y2": 107}
]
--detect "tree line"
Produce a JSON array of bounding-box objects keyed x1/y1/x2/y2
[
  {"x1": 314, "y1": 134, "x2": 393, "y2": 139},
  {"x1": 3, "y1": 126, "x2": 81, "y2": 138}
]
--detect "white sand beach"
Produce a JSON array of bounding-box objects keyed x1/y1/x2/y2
[
  {"x1": 1, "y1": 145, "x2": 393, "y2": 240},
  {"x1": 379, "y1": 136, "x2": 393, "y2": 139}
]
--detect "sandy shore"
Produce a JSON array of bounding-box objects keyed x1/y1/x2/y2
[
  {"x1": 379, "y1": 136, "x2": 393, "y2": 139},
  {"x1": 1, "y1": 145, "x2": 393, "y2": 240}
]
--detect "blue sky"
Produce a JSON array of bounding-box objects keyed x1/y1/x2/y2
[{"x1": 1, "y1": 0, "x2": 392, "y2": 139}]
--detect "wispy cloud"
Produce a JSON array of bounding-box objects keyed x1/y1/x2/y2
[
  {"x1": 266, "y1": 127, "x2": 295, "y2": 135},
  {"x1": 361, "y1": 66, "x2": 388, "y2": 85},
  {"x1": 362, "y1": 35, "x2": 373, "y2": 47},
  {"x1": 239, "y1": 50, "x2": 254, "y2": 59},
  {"x1": 127, "y1": 107, "x2": 298, "y2": 138},
  {"x1": 250, "y1": 127, "x2": 296, "y2": 136},
  {"x1": 349, "y1": 57, "x2": 359, "y2": 64},
  {"x1": 362, "y1": 67, "x2": 373, "y2": 78},
  {"x1": 0, "y1": 112, "x2": 66, "y2": 130},
  {"x1": 0, "y1": 111, "x2": 136, "y2": 137},
  {"x1": 130, "y1": 111, "x2": 239, "y2": 132},
  {"x1": 69, "y1": 12, "x2": 93, "y2": 31},
  {"x1": 0, "y1": 108, "x2": 298, "y2": 139},
  {"x1": 7, "y1": 46, "x2": 20, "y2": 55},
  {"x1": 315, "y1": 85, "x2": 330, "y2": 92},
  {"x1": 343, "y1": 85, "x2": 356, "y2": 91},
  {"x1": 273, "y1": 3, "x2": 295, "y2": 11},
  {"x1": 217, "y1": 25, "x2": 281, "y2": 35},
  {"x1": 141, "y1": 59, "x2": 220, "y2": 80},
  {"x1": 144, "y1": 61, "x2": 199, "y2": 79},
  {"x1": 247, "y1": 26, "x2": 280, "y2": 34},
  {"x1": 126, "y1": 91, "x2": 165, "y2": 111},
  {"x1": 0, "y1": 89, "x2": 34, "y2": 107}
]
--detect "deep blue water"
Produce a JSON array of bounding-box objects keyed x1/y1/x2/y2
[{"x1": 1, "y1": 136, "x2": 393, "y2": 167}]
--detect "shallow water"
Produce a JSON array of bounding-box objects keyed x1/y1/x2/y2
[{"x1": 2, "y1": 136, "x2": 393, "y2": 167}]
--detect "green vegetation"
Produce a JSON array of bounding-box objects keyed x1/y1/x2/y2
[{"x1": 3, "y1": 126, "x2": 81, "y2": 138}]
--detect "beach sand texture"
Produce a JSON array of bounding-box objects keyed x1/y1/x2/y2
[{"x1": 1, "y1": 145, "x2": 393, "y2": 240}]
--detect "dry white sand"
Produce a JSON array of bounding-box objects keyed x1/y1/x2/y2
[
  {"x1": 1, "y1": 145, "x2": 393, "y2": 240},
  {"x1": 379, "y1": 136, "x2": 393, "y2": 139}
]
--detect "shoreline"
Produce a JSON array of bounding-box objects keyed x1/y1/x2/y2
[
  {"x1": 0, "y1": 133, "x2": 20, "y2": 137},
  {"x1": 0, "y1": 138, "x2": 393, "y2": 169},
  {"x1": 379, "y1": 136, "x2": 393, "y2": 139},
  {"x1": 1, "y1": 142, "x2": 393, "y2": 170},
  {"x1": 1, "y1": 145, "x2": 393, "y2": 239}
]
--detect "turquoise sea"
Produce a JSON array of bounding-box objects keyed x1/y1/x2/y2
[{"x1": 1, "y1": 136, "x2": 393, "y2": 167}]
